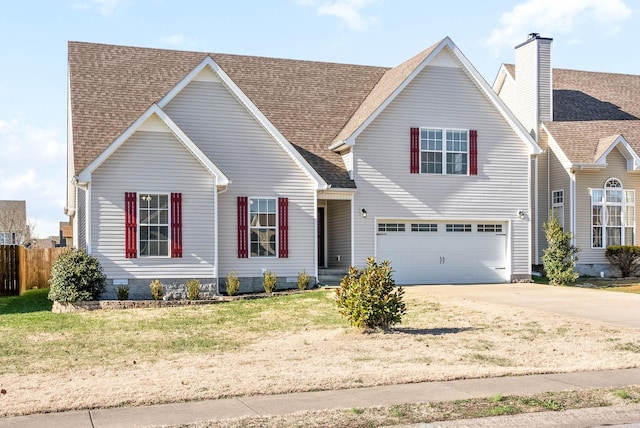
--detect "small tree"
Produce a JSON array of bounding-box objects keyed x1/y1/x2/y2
[
  {"x1": 542, "y1": 217, "x2": 579, "y2": 285},
  {"x1": 48, "y1": 249, "x2": 106, "y2": 302},
  {"x1": 605, "y1": 246, "x2": 640, "y2": 277},
  {"x1": 186, "y1": 279, "x2": 201, "y2": 300},
  {"x1": 335, "y1": 257, "x2": 406, "y2": 330}
]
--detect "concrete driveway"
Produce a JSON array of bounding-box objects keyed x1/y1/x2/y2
[{"x1": 419, "y1": 283, "x2": 640, "y2": 328}]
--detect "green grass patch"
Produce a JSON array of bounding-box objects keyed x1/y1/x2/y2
[
  {"x1": 0, "y1": 289, "x2": 346, "y2": 375},
  {"x1": 0, "y1": 289, "x2": 52, "y2": 314}
]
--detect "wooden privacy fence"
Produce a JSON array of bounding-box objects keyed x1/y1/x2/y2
[{"x1": 0, "y1": 245, "x2": 68, "y2": 296}]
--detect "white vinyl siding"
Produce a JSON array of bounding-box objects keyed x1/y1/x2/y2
[
  {"x1": 163, "y1": 76, "x2": 316, "y2": 278},
  {"x1": 77, "y1": 187, "x2": 87, "y2": 250},
  {"x1": 327, "y1": 200, "x2": 351, "y2": 269},
  {"x1": 92, "y1": 130, "x2": 216, "y2": 279},
  {"x1": 341, "y1": 150, "x2": 353, "y2": 179},
  {"x1": 353, "y1": 58, "x2": 531, "y2": 278},
  {"x1": 575, "y1": 148, "x2": 640, "y2": 264}
]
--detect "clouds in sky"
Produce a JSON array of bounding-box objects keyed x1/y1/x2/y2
[
  {"x1": 160, "y1": 34, "x2": 186, "y2": 47},
  {"x1": 298, "y1": 0, "x2": 376, "y2": 31},
  {"x1": 486, "y1": 0, "x2": 632, "y2": 52},
  {"x1": 0, "y1": 118, "x2": 66, "y2": 237}
]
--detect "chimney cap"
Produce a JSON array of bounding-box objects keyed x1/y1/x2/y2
[{"x1": 515, "y1": 33, "x2": 553, "y2": 49}]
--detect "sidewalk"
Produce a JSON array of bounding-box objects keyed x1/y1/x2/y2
[{"x1": 2, "y1": 367, "x2": 640, "y2": 427}]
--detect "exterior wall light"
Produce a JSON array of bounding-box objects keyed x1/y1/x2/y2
[
  {"x1": 517, "y1": 210, "x2": 525, "y2": 219},
  {"x1": 361, "y1": 208, "x2": 367, "y2": 218}
]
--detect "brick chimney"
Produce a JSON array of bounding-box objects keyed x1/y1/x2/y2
[{"x1": 515, "y1": 33, "x2": 553, "y2": 141}]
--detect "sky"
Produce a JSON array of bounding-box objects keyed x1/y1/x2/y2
[{"x1": 0, "y1": 0, "x2": 638, "y2": 238}]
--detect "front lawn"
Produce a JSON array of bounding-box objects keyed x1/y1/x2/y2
[{"x1": 1, "y1": 287, "x2": 639, "y2": 418}]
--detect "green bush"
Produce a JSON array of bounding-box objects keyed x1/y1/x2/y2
[
  {"x1": 297, "y1": 270, "x2": 310, "y2": 290},
  {"x1": 542, "y1": 217, "x2": 579, "y2": 286},
  {"x1": 48, "y1": 249, "x2": 106, "y2": 302},
  {"x1": 335, "y1": 257, "x2": 406, "y2": 330},
  {"x1": 116, "y1": 285, "x2": 129, "y2": 301},
  {"x1": 186, "y1": 279, "x2": 201, "y2": 300},
  {"x1": 605, "y1": 246, "x2": 640, "y2": 277},
  {"x1": 263, "y1": 270, "x2": 277, "y2": 293},
  {"x1": 149, "y1": 279, "x2": 164, "y2": 300},
  {"x1": 226, "y1": 271, "x2": 240, "y2": 296}
]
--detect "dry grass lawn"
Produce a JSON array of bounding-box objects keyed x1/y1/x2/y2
[{"x1": 1, "y1": 287, "x2": 639, "y2": 418}]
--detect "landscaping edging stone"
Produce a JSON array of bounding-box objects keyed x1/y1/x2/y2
[{"x1": 51, "y1": 288, "x2": 318, "y2": 313}]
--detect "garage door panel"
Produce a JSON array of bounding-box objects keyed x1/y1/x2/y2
[{"x1": 377, "y1": 221, "x2": 508, "y2": 285}]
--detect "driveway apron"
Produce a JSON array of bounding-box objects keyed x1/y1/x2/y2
[{"x1": 420, "y1": 283, "x2": 640, "y2": 328}]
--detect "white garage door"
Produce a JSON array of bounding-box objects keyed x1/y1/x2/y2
[{"x1": 376, "y1": 221, "x2": 508, "y2": 285}]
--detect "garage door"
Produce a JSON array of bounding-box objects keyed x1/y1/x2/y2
[{"x1": 376, "y1": 221, "x2": 508, "y2": 285}]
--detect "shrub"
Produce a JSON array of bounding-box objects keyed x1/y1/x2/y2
[
  {"x1": 263, "y1": 270, "x2": 277, "y2": 293},
  {"x1": 116, "y1": 285, "x2": 129, "y2": 301},
  {"x1": 297, "y1": 270, "x2": 310, "y2": 290},
  {"x1": 48, "y1": 249, "x2": 106, "y2": 302},
  {"x1": 186, "y1": 279, "x2": 201, "y2": 300},
  {"x1": 542, "y1": 217, "x2": 579, "y2": 286},
  {"x1": 149, "y1": 279, "x2": 164, "y2": 300},
  {"x1": 226, "y1": 271, "x2": 240, "y2": 296},
  {"x1": 606, "y1": 246, "x2": 640, "y2": 277},
  {"x1": 335, "y1": 257, "x2": 406, "y2": 330}
]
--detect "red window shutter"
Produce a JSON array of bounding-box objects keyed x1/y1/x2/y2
[
  {"x1": 278, "y1": 197, "x2": 289, "y2": 258},
  {"x1": 125, "y1": 192, "x2": 137, "y2": 258},
  {"x1": 171, "y1": 193, "x2": 182, "y2": 258},
  {"x1": 470, "y1": 130, "x2": 478, "y2": 175},
  {"x1": 410, "y1": 127, "x2": 420, "y2": 173},
  {"x1": 237, "y1": 197, "x2": 248, "y2": 258}
]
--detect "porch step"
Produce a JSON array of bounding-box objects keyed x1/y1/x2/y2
[{"x1": 318, "y1": 269, "x2": 348, "y2": 287}]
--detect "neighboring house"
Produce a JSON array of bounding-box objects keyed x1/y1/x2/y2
[
  {"x1": 0, "y1": 200, "x2": 27, "y2": 245},
  {"x1": 494, "y1": 33, "x2": 640, "y2": 276},
  {"x1": 66, "y1": 37, "x2": 540, "y2": 297}
]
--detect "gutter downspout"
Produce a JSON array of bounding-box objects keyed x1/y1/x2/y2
[{"x1": 215, "y1": 184, "x2": 229, "y2": 296}]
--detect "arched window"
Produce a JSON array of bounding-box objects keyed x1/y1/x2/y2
[{"x1": 591, "y1": 178, "x2": 635, "y2": 248}]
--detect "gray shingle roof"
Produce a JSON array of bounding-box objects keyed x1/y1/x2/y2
[
  {"x1": 68, "y1": 42, "x2": 390, "y2": 188},
  {"x1": 504, "y1": 64, "x2": 640, "y2": 163}
]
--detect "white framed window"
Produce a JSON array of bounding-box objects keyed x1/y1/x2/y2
[
  {"x1": 378, "y1": 223, "x2": 406, "y2": 232},
  {"x1": 420, "y1": 128, "x2": 468, "y2": 175},
  {"x1": 411, "y1": 223, "x2": 438, "y2": 232},
  {"x1": 249, "y1": 198, "x2": 277, "y2": 257},
  {"x1": 139, "y1": 194, "x2": 169, "y2": 257},
  {"x1": 477, "y1": 224, "x2": 503, "y2": 233},
  {"x1": 551, "y1": 189, "x2": 564, "y2": 229},
  {"x1": 591, "y1": 178, "x2": 635, "y2": 248},
  {"x1": 446, "y1": 224, "x2": 472, "y2": 232}
]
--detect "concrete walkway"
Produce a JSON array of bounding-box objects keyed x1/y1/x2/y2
[
  {"x1": 422, "y1": 283, "x2": 640, "y2": 328},
  {"x1": 2, "y1": 368, "x2": 640, "y2": 427}
]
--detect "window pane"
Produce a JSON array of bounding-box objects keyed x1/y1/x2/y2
[
  {"x1": 140, "y1": 241, "x2": 149, "y2": 256},
  {"x1": 593, "y1": 227, "x2": 603, "y2": 248},
  {"x1": 159, "y1": 210, "x2": 168, "y2": 224},
  {"x1": 625, "y1": 206, "x2": 635, "y2": 226},
  {"x1": 607, "y1": 227, "x2": 621, "y2": 246},
  {"x1": 422, "y1": 152, "x2": 442, "y2": 174},
  {"x1": 592, "y1": 206, "x2": 602, "y2": 226},
  {"x1": 606, "y1": 190, "x2": 622, "y2": 203},
  {"x1": 446, "y1": 153, "x2": 467, "y2": 175},
  {"x1": 625, "y1": 190, "x2": 635, "y2": 204},
  {"x1": 625, "y1": 228, "x2": 634, "y2": 245},
  {"x1": 592, "y1": 189, "x2": 603, "y2": 204},
  {"x1": 607, "y1": 206, "x2": 622, "y2": 226},
  {"x1": 158, "y1": 195, "x2": 168, "y2": 208},
  {"x1": 140, "y1": 210, "x2": 150, "y2": 224}
]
